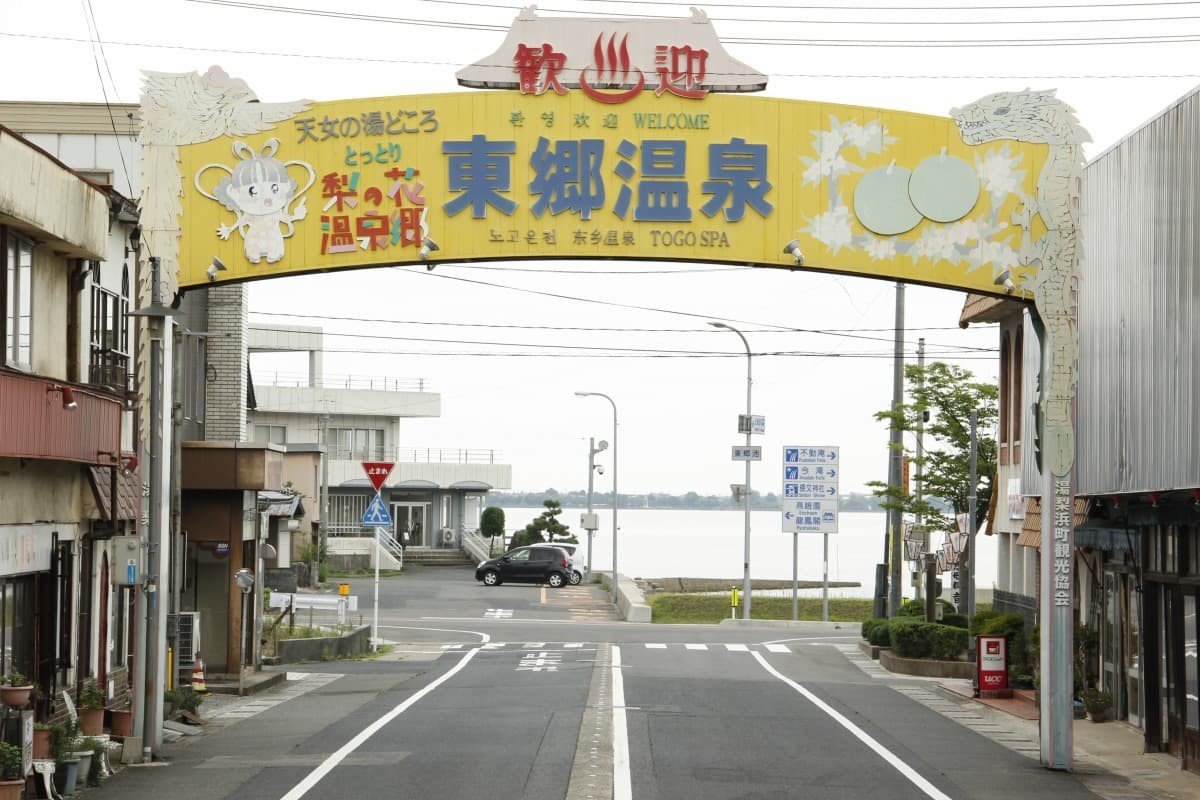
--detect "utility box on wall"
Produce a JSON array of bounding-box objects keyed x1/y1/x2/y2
[{"x1": 110, "y1": 536, "x2": 141, "y2": 586}]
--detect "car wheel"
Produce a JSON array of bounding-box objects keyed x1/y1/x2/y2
[
  {"x1": 481, "y1": 569, "x2": 501, "y2": 586},
  {"x1": 569, "y1": 570, "x2": 582, "y2": 586},
  {"x1": 546, "y1": 572, "x2": 565, "y2": 588}
]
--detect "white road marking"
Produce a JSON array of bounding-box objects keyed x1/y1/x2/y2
[
  {"x1": 751, "y1": 652, "x2": 953, "y2": 800},
  {"x1": 483, "y1": 608, "x2": 513, "y2": 619},
  {"x1": 278, "y1": 647, "x2": 481, "y2": 800},
  {"x1": 765, "y1": 644, "x2": 790, "y2": 653},
  {"x1": 378, "y1": 625, "x2": 490, "y2": 644},
  {"x1": 725, "y1": 643, "x2": 749, "y2": 652},
  {"x1": 684, "y1": 643, "x2": 707, "y2": 650},
  {"x1": 645, "y1": 643, "x2": 667, "y2": 649},
  {"x1": 611, "y1": 645, "x2": 632, "y2": 800}
]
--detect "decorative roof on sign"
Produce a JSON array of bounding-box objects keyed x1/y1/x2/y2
[{"x1": 456, "y1": 6, "x2": 767, "y2": 93}]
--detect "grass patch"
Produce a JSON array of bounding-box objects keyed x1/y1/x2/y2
[{"x1": 648, "y1": 593, "x2": 875, "y2": 624}]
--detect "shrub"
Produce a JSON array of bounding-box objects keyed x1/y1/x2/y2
[
  {"x1": 0, "y1": 742, "x2": 21, "y2": 779},
  {"x1": 864, "y1": 618, "x2": 892, "y2": 642},
  {"x1": 165, "y1": 685, "x2": 204, "y2": 714},
  {"x1": 888, "y1": 617, "x2": 932, "y2": 659},
  {"x1": 80, "y1": 677, "x2": 104, "y2": 710},
  {"x1": 942, "y1": 613, "x2": 969, "y2": 630},
  {"x1": 930, "y1": 625, "x2": 969, "y2": 660}
]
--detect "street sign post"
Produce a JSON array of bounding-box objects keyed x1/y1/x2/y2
[
  {"x1": 782, "y1": 446, "x2": 841, "y2": 622},
  {"x1": 731, "y1": 445, "x2": 763, "y2": 461},
  {"x1": 360, "y1": 461, "x2": 395, "y2": 653},
  {"x1": 738, "y1": 414, "x2": 766, "y2": 435}
]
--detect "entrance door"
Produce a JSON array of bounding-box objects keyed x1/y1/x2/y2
[
  {"x1": 391, "y1": 504, "x2": 428, "y2": 547},
  {"x1": 1126, "y1": 575, "x2": 1143, "y2": 728}
]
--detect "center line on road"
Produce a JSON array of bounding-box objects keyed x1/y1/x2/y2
[
  {"x1": 751, "y1": 652, "x2": 953, "y2": 800},
  {"x1": 612, "y1": 645, "x2": 632, "y2": 800},
  {"x1": 278, "y1": 647, "x2": 481, "y2": 800}
]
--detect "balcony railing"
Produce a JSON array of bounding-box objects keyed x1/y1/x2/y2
[
  {"x1": 254, "y1": 371, "x2": 432, "y2": 392},
  {"x1": 395, "y1": 448, "x2": 502, "y2": 464}
]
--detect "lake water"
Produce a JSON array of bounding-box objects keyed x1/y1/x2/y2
[{"x1": 501, "y1": 508, "x2": 997, "y2": 599}]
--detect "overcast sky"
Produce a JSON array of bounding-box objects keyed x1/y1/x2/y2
[{"x1": 5, "y1": 0, "x2": 1198, "y2": 495}]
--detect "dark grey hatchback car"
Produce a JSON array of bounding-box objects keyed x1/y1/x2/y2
[{"x1": 475, "y1": 545, "x2": 571, "y2": 588}]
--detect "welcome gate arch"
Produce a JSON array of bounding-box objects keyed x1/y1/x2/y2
[{"x1": 139, "y1": 10, "x2": 1085, "y2": 771}]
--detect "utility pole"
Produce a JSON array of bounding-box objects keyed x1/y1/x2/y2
[
  {"x1": 886, "y1": 282, "x2": 906, "y2": 617},
  {"x1": 915, "y1": 337, "x2": 929, "y2": 615},
  {"x1": 966, "y1": 410, "x2": 979, "y2": 687}
]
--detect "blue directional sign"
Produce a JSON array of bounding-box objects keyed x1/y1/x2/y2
[
  {"x1": 782, "y1": 445, "x2": 840, "y2": 533},
  {"x1": 362, "y1": 494, "x2": 393, "y2": 528}
]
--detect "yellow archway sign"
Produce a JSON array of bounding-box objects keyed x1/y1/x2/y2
[{"x1": 168, "y1": 88, "x2": 1048, "y2": 298}]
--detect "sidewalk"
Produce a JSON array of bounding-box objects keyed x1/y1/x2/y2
[{"x1": 939, "y1": 679, "x2": 1198, "y2": 800}]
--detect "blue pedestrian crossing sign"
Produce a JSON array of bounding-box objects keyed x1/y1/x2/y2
[{"x1": 362, "y1": 494, "x2": 392, "y2": 527}]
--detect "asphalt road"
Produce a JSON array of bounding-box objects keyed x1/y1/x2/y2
[{"x1": 83, "y1": 566, "x2": 1104, "y2": 800}]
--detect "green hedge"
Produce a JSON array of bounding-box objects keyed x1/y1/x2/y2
[
  {"x1": 942, "y1": 613, "x2": 969, "y2": 630},
  {"x1": 862, "y1": 617, "x2": 891, "y2": 647},
  {"x1": 930, "y1": 625, "x2": 969, "y2": 660},
  {"x1": 887, "y1": 617, "x2": 967, "y2": 660}
]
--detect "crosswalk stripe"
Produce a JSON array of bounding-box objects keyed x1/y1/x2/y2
[
  {"x1": 765, "y1": 644, "x2": 790, "y2": 653},
  {"x1": 685, "y1": 644, "x2": 707, "y2": 651},
  {"x1": 725, "y1": 643, "x2": 749, "y2": 652},
  {"x1": 646, "y1": 643, "x2": 667, "y2": 649}
]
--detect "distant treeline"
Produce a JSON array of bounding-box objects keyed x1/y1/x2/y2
[{"x1": 485, "y1": 490, "x2": 887, "y2": 512}]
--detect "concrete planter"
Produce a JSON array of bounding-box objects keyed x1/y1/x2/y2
[
  {"x1": 276, "y1": 625, "x2": 371, "y2": 663},
  {"x1": 879, "y1": 648, "x2": 973, "y2": 679},
  {"x1": 858, "y1": 639, "x2": 888, "y2": 660}
]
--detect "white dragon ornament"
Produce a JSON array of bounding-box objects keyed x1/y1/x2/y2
[{"x1": 952, "y1": 89, "x2": 1089, "y2": 477}]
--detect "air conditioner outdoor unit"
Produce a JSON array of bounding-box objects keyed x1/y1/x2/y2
[
  {"x1": 169, "y1": 611, "x2": 201, "y2": 675},
  {"x1": 440, "y1": 528, "x2": 455, "y2": 545}
]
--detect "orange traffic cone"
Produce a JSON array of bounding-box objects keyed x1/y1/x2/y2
[{"x1": 191, "y1": 653, "x2": 208, "y2": 695}]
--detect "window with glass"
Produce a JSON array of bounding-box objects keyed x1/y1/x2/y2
[
  {"x1": 1185, "y1": 592, "x2": 1198, "y2": 730},
  {"x1": 325, "y1": 427, "x2": 385, "y2": 460},
  {"x1": 253, "y1": 424, "x2": 287, "y2": 444},
  {"x1": 89, "y1": 264, "x2": 130, "y2": 389},
  {"x1": 4, "y1": 232, "x2": 33, "y2": 369}
]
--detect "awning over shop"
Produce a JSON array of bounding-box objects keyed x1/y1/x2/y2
[
  {"x1": 1075, "y1": 518, "x2": 1140, "y2": 553},
  {"x1": 86, "y1": 465, "x2": 140, "y2": 521},
  {"x1": 258, "y1": 490, "x2": 304, "y2": 517},
  {"x1": 1015, "y1": 497, "x2": 1091, "y2": 549}
]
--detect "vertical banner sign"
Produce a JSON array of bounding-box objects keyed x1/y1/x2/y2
[
  {"x1": 781, "y1": 446, "x2": 839, "y2": 533},
  {"x1": 976, "y1": 634, "x2": 1008, "y2": 693}
]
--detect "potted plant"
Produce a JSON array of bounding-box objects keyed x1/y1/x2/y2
[
  {"x1": 1079, "y1": 688, "x2": 1112, "y2": 722},
  {"x1": 108, "y1": 706, "x2": 133, "y2": 739},
  {"x1": 165, "y1": 685, "x2": 204, "y2": 717},
  {"x1": 71, "y1": 737, "x2": 102, "y2": 791},
  {"x1": 85, "y1": 737, "x2": 107, "y2": 787},
  {"x1": 0, "y1": 742, "x2": 23, "y2": 800},
  {"x1": 33, "y1": 722, "x2": 53, "y2": 760},
  {"x1": 50, "y1": 717, "x2": 81, "y2": 796},
  {"x1": 78, "y1": 678, "x2": 105, "y2": 735},
  {"x1": 0, "y1": 669, "x2": 33, "y2": 708}
]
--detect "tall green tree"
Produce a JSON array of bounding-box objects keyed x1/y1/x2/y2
[
  {"x1": 510, "y1": 499, "x2": 573, "y2": 549},
  {"x1": 479, "y1": 506, "x2": 505, "y2": 556},
  {"x1": 870, "y1": 361, "x2": 998, "y2": 537}
]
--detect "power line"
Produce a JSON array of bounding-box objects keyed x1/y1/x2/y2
[
  {"x1": 244, "y1": 322, "x2": 998, "y2": 355},
  {"x1": 6, "y1": 31, "x2": 1199, "y2": 81},
  {"x1": 185, "y1": 0, "x2": 1200, "y2": 46},
  {"x1": 389, "y1": 267, "x2": 995, "y2": 351},
  {"x1": 248, "y1": 309, "x2": 983, "y2": 335}
]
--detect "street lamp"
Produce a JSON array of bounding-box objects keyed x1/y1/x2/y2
[
  {"x1": 709, "y1": 321, "x2": 753, "y2": 620},
  {"x1": 584, "y1": 437, "x2": 608, "y2": 580},
  {"x1": 575, "y1": 392, "x2": 618, "y2": 605}
]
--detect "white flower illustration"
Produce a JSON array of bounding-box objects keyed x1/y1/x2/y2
[
  {"x1": 863, "y1": 235, "x2": 897, "y2": 261},
  {"x1": 975, "y1": 144, "x2": 1026, "y2": 204},
  {"x1": 803, "y1": 206, "x2": 855, "y2": 253}
]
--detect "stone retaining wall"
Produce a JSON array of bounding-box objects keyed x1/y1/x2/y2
[{"x1": 276, "y1": 624, "x2": 371, "y2": 663}]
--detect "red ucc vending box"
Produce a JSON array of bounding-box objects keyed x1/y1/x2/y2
[{"x1": 976, "y1": 634, "x2": 1009, "y2": 694}]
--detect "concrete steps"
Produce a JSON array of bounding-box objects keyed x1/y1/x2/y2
[{"x1": 404, "y1": 547, "x2": 475, "y2": 567}]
